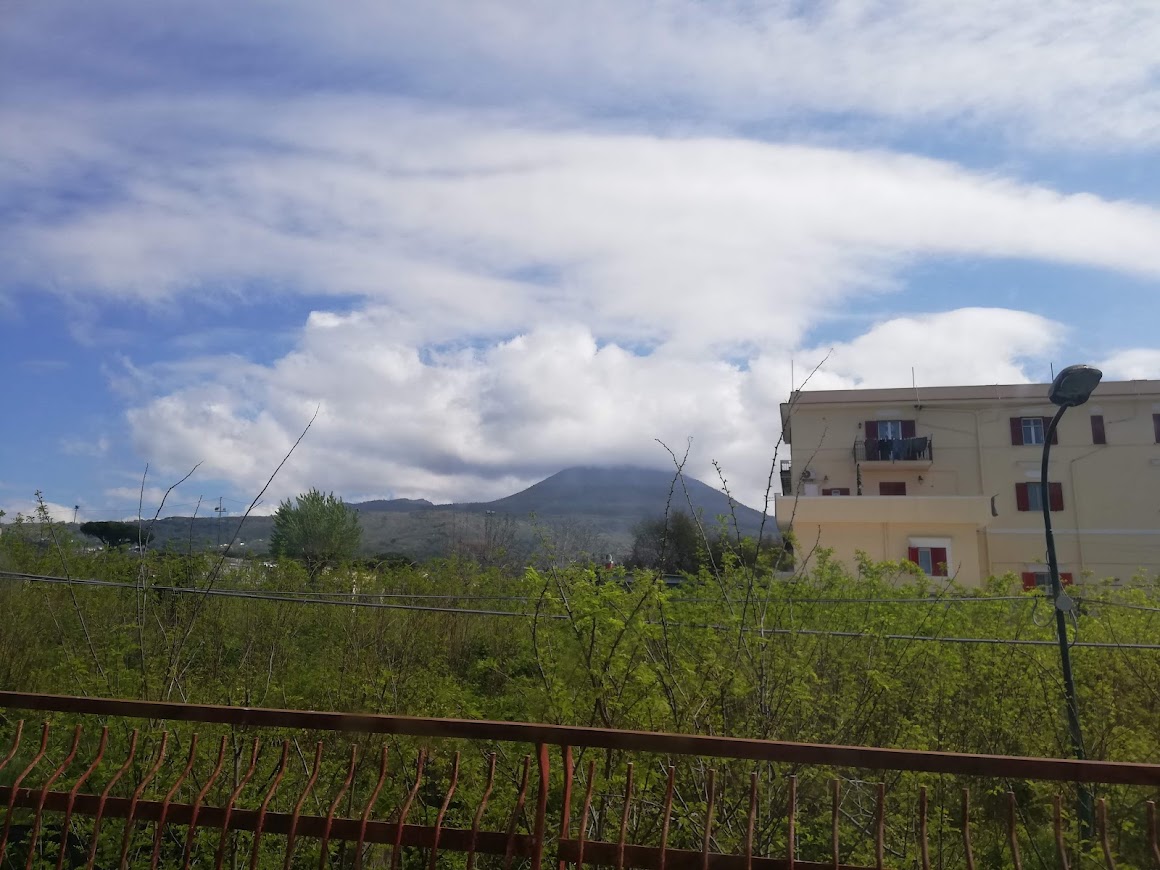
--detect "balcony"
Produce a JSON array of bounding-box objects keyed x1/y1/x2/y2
[
  {"x1": 853, "y1": 435, "x2": 933, "y2": 466},
  {"x1": 779, "y1": 459, "x2": 792, "y2": 496}
]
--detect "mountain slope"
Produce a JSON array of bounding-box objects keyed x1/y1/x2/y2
[{"x1": 454, "y1": 466, "x2": 769, "y2": 533}]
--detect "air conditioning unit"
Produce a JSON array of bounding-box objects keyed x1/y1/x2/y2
[{"x1": 800, "y1": 468, "x2": 815, "y2": 481}]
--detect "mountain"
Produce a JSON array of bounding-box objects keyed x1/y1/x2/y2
[
  {"x1": 456, "y1": 465, "x2": 767, "y2": 528},
  {"x1": 356, "y1": 497, "x2": 435, "y2": 512}
]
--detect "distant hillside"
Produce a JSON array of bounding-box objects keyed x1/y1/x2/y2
[
  {"x1": 455, "y1": 466, "x2": 767, "y2": 529},
  {"x1": 48, "y1": 466, "x2": 773, "y2": 561},
  {"x1": 356, "y1": 498, "x2": 435, "y2": 512}
]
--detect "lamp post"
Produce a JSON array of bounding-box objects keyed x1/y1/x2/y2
[{"x1": 1043, "y1": 364, "x2": 1102, "y2": 840}]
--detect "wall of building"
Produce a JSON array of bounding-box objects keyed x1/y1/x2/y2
[{"x1": 779, "y1": 382, "x2": 1160, "y2": 585}]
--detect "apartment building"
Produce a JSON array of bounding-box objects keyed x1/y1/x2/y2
[{"x1": 774, "y1": 379, "x2": 1160, "y2": 587}]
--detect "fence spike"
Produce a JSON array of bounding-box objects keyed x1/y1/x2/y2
[
  {"x1": 429, "y1": 751, "x2": 460, "y2": 870},
  {"x1": 558, "y1": 745, "x2": 574, "y2": 870},
  {"x1": 282, "y1": 741, "x2": 323, "y2": 870},
  {"x1": 392, "y1": 748, "x2": 428, "y2": 870},
  {"x1": 875, "y1": 783, "x2": 885, "y2": 870},
  {"x1": 467, "y1": 753, "x2": 497, "y2": 870},
  {"x1": 617, "y1": 762, "x2": 634, "y2": 870},
  {"x1": 576, "y1": 759, "x2": 597, "y2": 870},
  {"x1": 787, "y1": 775, "x2": 796, "y2": 870},
  {"x1": 24, "y1": 723, "x2": 81, "y2": 870},
  {"x1": 745, "y1": 771, "x2": 758, "y2": 870},
  {"x1": 503, "y1": 754, "x2": 531, "y2": 870},
  {"x1": 534, "y1": 743, "x2": 551, "y2": 870},
  {"x1": 86, "y1": 728, "x2": 139, "y2": 870},
  {"x1": 1052, "y1": 794, "x2": 1069, "y2": 870},
  {"x1": 0, "y1": 721, "x2": 23, "y2": 775},
  {"x1": 1006, "y1": 792, "x2": 1023, "y2": 870},
  {"x1": 1097, "y1": 798, "x2": 1116, "y2": 870},
  {"x1": 962, "y1": 788, "x2": 975, "y2": 870},
  {"x1": 354, "y1": 745, "x2": 389, "y2": 870},
  {"x1": 0, "y1": 721, "x2": 50, "y2": 862},
  {"x1": 659, "y1": 766, "x2": 675, "y2": 870},
  {"x1": 702, "y1": 768, "x2": 716, "y2": 870},
  {"x1": 919, "y1": 785, "x2": 930, "y2": 870},
  {"x1": 58, "y1": 726, "x2": 107, "y2": 870},
  {"x1": 249, "y1": 740, "x2": 290, "y2": 870},
  {"x1": 318, "y1": 743, "x2": 357, "y2": 870},
  {"x1": 153, "y1": 734, "x2": 200, "y2": 870},
  {"x1": 120, "y1": 730, "x2": 171, "y2": 870},
  {"x1": 184, "y1": 733, "x2": 227, "y2": 870},
  {"x1": 1148, "y1": 801, "x2": 1160, "y2": 869},
  {"x1": 831, "y1": 778, "x2": 841, "y2": 870},
  {"x1": 215, "y1": 738, "x2": 261, "y2": 870}
]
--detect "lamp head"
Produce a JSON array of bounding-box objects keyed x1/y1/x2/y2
[{"x1": 1048, "y1": 364, "x2": 1103, "y2": 408}]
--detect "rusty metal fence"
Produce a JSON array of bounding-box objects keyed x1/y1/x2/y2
[{"x1": 1, "y1": 691, "x2": 1159, "y2": 869}]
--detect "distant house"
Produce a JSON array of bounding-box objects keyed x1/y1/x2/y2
[{"x1": 775, "y1": 379, "x2": 1160, "y2": 587}]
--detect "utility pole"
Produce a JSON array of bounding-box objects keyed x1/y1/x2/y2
[{"x1": 215, "y1": 497, "x2": 226, "y2": 548}]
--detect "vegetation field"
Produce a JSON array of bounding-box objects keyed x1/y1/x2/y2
[{"x1": 1, "y1": 513, "x2": 1159, "y2": 867}]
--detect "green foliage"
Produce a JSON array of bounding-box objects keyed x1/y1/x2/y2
[
  {"x1": 628, "y1": 510, "x2": 703, "y2": 572},
  {"x1": 268, "y1": 488, "x2": 361, "y2": 577},
  {"x1": 2, "y1": 525, "x2": 1160, "y2": 866},
  {"x1": 78, "y1": 520, "x2": 154, "y2": 549}
]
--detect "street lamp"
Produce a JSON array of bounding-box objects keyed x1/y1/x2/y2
[{"x1": 1043, "y1": 364, "x2": 1102, "y2": 839}]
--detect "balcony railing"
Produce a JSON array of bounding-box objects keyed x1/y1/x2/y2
[
  {"x1": 853, "y1": 436, "x2": 933, "y2": 463},
  {"x1": 779, "y1": 459, "x2": 792, "y2": 496}
]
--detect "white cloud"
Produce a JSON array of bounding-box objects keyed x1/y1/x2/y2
[
  {"x1": 61, "y1": 436, "x2": 110, "y2": 458},
  {"x1": 125, "y1": 307, "x2": 1065, "y2": 508},
  {"x1": 5, "y1": 101, "x2": 1160, "y2": 359},
  {"x1": 11, "y1": 1, "x2": 1159, "y2": 148},
  {"x1": 1097, "y1": 348, "x2": 1160, "y2": 380}
]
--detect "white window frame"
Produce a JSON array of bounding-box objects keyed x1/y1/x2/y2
[
  {"x1": 908, "y1": 537, "x2": 952, "y2": 577},
  {"x1": 1026, "y1": 481, "x2": 1045, "y2": 511},
  {"x1": 1021, "y1": 417, "x2": 1045, "y2": 445},
  {"x1": 877, "y1": 420, "x2": 904, "y2": 440}
]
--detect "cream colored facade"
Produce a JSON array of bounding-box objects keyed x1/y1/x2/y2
[{"x1": 774, "y1": 380, "x2": 1160, "y2": 586}]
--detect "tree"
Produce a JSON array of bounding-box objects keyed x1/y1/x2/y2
[
  {"x1": 628, "y1": 510, "x2": 703, "y2": 573},
  {"x1": 79, "y1": 520, "x2": 154, "y2": 549},
  {"x1": 269, "y1": 489, "x2": 361, "y2": 577}
]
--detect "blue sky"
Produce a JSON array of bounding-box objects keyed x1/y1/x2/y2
[{"x1": 3, "y1": 0, "x2": 1160, "y2": 518}]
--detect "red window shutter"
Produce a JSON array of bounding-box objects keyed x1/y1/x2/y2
[
  {"x1": 901, "y1": 420, "x2": 916, "y2": 439},
  {"x1": 931, "y1": 547, "x2": 948, "y2": 577},
  {"x1": 1010, "y1": 417, "x2": 1024, "y2": 445},
  {"x1": 1061, "y1": 573, "x2": 1074, "y2": 586},
  {"x1": 907, "y1": 547, "x2": 920, "y2": 566},
  {"x1": 1015, "y1": 482, "x2": 1030, "y2": 512},
  {"x1": 1021, "y1": 572, "x2": 1037, "y2": 591},
  {"x1": 879, "y1": 482, "x2": 906, "y2": 496},
  {"x1": 1091, "y1": 415, "x2": 1106, "y2": 445},
  {"x1": 1049, "y1": 482, "x2": 1064, "y2": 512},
  {"x1": 1043, "y1": 417, "x2": 1058, "y2": 445},
  {"x1": 1154, "y1": 414, "x2": 1160, "y2": 443},
  {"x1": 865, "y1": 420, "x2": 878, "y2": 440}
]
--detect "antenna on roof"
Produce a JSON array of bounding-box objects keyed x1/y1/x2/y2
[
  {"x1": 790, "y1": 358, "x2": 794, "y2": 395},
  {"x1": 912, "y1": 367, "x2": 919, "y2": 405}
]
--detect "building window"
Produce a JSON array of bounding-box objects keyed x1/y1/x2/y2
[
  {"x1": 1154, "y1": 413, "x2": 1160, "y2": 443},
  {"x1": 879, "y1": 481, "x2": 907, "y2": 496},
  {"x1": 1091, "y1": 415, "x2": 1106, "y2": 445},
  {"x1": 1015, "y1": 481, "x2": 1064, "y2": 512},
  {"x1": 907, "y1": 545, "x2": 948, "y2": 577},
  {"x1": 1021, "y1": 572, "x2": 1074, "y2": 591},
  {"x1": 821, "y1": 487, "x2": 850, "y2": 496},
  {"x1": 1010, "y1": 416, "x2": 1058, "y2": 446}
]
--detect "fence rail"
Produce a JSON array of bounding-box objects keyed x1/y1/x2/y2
[{"x1": 1, "y1": 691, "x2": 1158, "y2": 869}]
